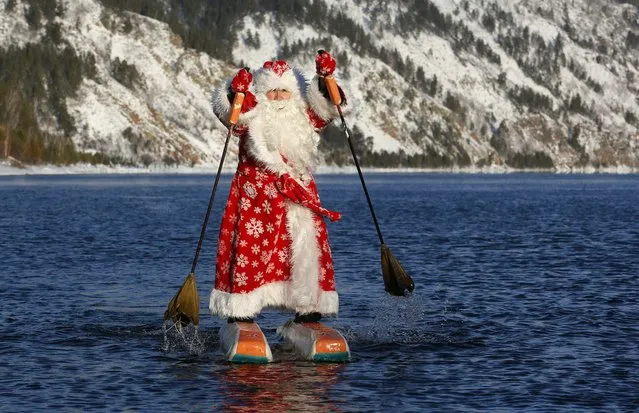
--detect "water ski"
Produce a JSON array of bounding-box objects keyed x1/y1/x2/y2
[
  {"x1": 219, "y1": 321, "x2": 273, "y2": 364},
  {"x1": 278, "y1": 320, "x2": 350, "y2": 362}
]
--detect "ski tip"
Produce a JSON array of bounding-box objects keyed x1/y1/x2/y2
[
  {"x1": 280, "y1": 321, "x2": 351, "y2": 363},
  {"x1": 308, "y1": 322, "x2": 351, "y2": 363},
  {"x1": 220, "y1": 321, "x2": 273, "y2": 364}
]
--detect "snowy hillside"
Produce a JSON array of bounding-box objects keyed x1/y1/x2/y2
[{"x1": 1, "y1": 0, "x2": 638, "y2": 170}]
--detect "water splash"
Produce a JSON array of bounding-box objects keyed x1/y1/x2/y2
[
  {"x1": 342, "y1": 294, "x2": 485, "y2": 347},
  {"x1": 342, "y1": 294, "x2": 436, "y2": 345},
  {"x1": 162, "y1": 321, "x2": 207, "y2": 354}
]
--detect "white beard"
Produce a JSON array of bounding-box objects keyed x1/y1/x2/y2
[{"x1": 247, "y1": 96, "x2": 320, "y2": 175}]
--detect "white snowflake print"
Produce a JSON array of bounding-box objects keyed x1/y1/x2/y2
[
  {"x1": 255, "y1": 271, "x2": 264, "y2": 282},
  {"x1": 217, "y1": 281, "x2": 229, "y2": 292},
  {"x1": 255, "y1": 170, "x2": 267, "y2": 181},
  {"x1": 275, "y1": 213, "x2": 282, "y2": 221},
  {"x1": 322, "y1": 241, "x2": 330, "y2": 253},
  {"x1": 221, "y1": 228, "x2": 231, "y2": 237},
  {"x1": 278, "y1": 249, "x2": 289, "y2": 263},
  {"x1": 242, "y1": 166, "x2": 251, "y2": 175},
  {"x1": 231, "y1": 186, "x2": 240, "y2": 197},
  {"x1": 253, "y1": 206, "x2": 262, "y2": 214},
  {"x1": 245, "y1": 218, "x2": 264, "y2": 238},
  {"x1": 266, "y1": 223, "x2": 274, "y2": 233},
  {"x1": 266, "y1": 263, "x2": 275, "y2": 273},
  {"x1": 237, "y1": 254, "x2": 248, "y2": 267},
  {"x1": 241, "y1": 198, "x2": 251, "y2": 211},
  {"x1": 264, "y1": 184, "x2": 278, "y2": 199},
  {"x1": 260, "y1": 250, "x2": 272, "y2": 264},
  {"x1": 326, "y1": 262, "x2": 334, "y2": 270},
  {"x1": 239, "y1": 240, "x2": 248, "y2": 247},
  {"x1": 235, "y1": 272, "x2": 248, "y2": 286},
  {"x1": 218, "y1": 260, "x2": 230, "y2": 276},
  {"x1": 251, "y1": 245, "x2": 260, "y2": 255},
  {"x1": 262, "y1": 201, "x2": 272, "y2": 214},
  {"x1": 319, "y1": 267, "x2": 327, "y2": 281},
  {"x1": 281, "y1": 233, "x2": 288, "y2": 241},
  {"x1": 256, "y1": 181, "x2": 263, "y2": 189},
  {"x1": 276, "y1": 269, "x2": 283, "y2": 276},
  {"x1": 243, "y1": 182, "x2": 258, "y2": 199},
  {"x1": 218, "y1": 241, "x2": 228, "y2": 255},
  {"x1": 278, "y1": 201, "x2": 286, "y2": 209},
  {"x1": 251, "y1": 260, "x2": 258, "y2": 268},
  {"x1": 262, "y1": 239, "x2": 269, "y2": 247}
]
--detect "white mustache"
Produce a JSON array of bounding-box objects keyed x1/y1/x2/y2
[{"x1": 265, "y1": 99, "x2": 289, "y2": 111}]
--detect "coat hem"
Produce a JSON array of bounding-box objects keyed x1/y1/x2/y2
[{"x1": 209, "y1": 281, "x2": 339, "y2": 318}]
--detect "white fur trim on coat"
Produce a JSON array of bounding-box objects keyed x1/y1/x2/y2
[
  {"x1": 286, "y1": 202, "x2": 322, "y2": 315},
  {"x1": 209, "y1": 282, "x2": 339, "y2": 318}
]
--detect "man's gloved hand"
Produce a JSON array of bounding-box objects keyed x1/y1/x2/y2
[
  {"x1": 316, "y1": 50, "x2": 346, "y2": 105},
  {"x1": 227, "y1": 67, "x2": 257, "y2": 113}
]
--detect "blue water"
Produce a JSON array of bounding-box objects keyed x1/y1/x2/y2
[{"x1": 1, "y1": 173, "x2": 638, "y2": 412}]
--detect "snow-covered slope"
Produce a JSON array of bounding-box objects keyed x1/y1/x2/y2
[
  {"x1": 1, "y1": 0, "x2": 638, "y2": 170},
  {"x1": 61, "y1": 0, "x2": 233, "y2": 165}
]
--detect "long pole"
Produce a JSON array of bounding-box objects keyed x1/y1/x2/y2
[
  {"x1": 336, "y1": 105, "x2": 385, "y2": 245},
  {"x1": 190, "y1": 126, "x2": 233, "y2": 273}
]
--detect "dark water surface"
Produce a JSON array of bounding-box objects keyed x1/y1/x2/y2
[{"x1": 1, "y1": 173, "x2": 638, "y2": 412}]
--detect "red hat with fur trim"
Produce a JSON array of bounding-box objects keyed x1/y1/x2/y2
[{"x1": 252, "y1": 60, "x2": 304, "y2": 96}]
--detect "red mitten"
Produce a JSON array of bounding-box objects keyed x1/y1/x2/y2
[
  {"x1": 315, "y1": 50, "x2": 336, "y2": 76},
  {"x1": 228, "y1": 68, "x2": 256, "y2": 114},
  {"x1": 231, "y1": 67, "x2": 252, "y2": 93}
]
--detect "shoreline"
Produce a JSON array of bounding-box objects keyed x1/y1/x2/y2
[{"x1": 0, "y1": 161, "x2": 637, "y2": 176}]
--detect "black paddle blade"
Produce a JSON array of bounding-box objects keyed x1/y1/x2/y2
[
  {"x1": 381, "y1": 244, "x2": 415, "y2": 296},
  {"x1": 164, "y1": 272, "x2": 200, "y2": 327}
]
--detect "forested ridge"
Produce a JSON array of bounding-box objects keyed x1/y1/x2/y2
[{"x1": 1, "y1": 0, "x2": 638, "y2": 169}]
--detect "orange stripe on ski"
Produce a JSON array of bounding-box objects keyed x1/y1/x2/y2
[
  {"x1": 235, "y1": 322, "x2": 269, "y2": 358},
  {"x1": 301, "y1": 322, "x2": 348, "y2": 354}
]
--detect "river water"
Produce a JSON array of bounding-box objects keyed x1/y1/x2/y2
[{"x1": 1, "y1": 173, "x2": 637, "y2": 412}]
